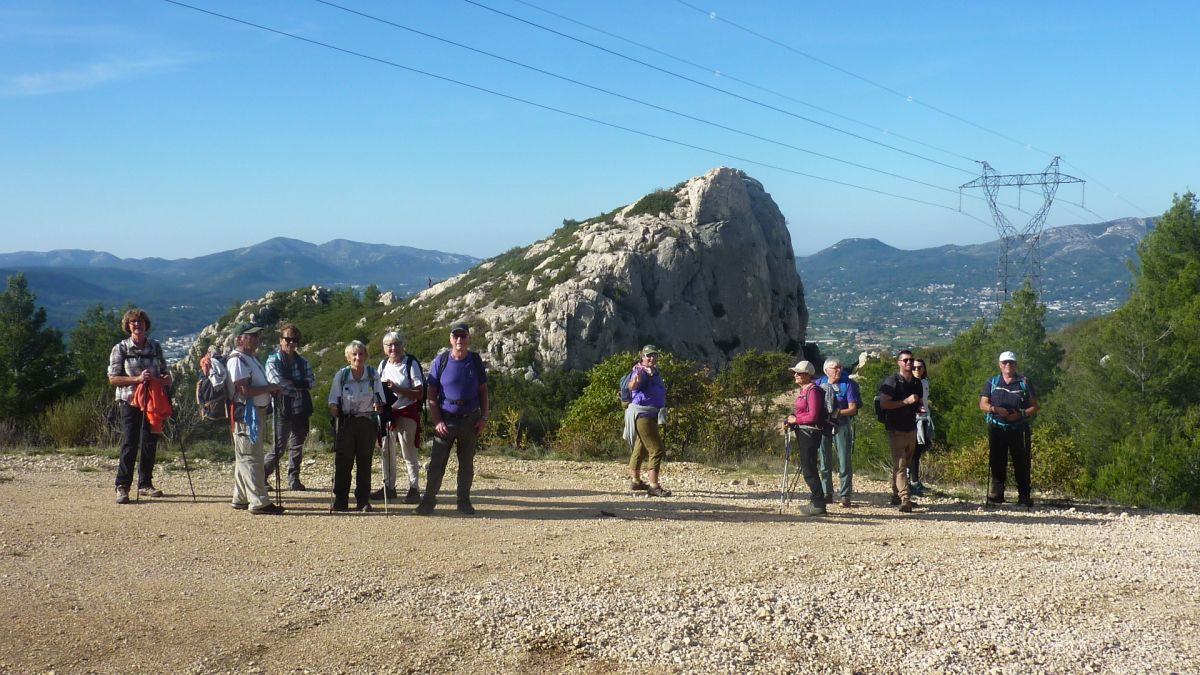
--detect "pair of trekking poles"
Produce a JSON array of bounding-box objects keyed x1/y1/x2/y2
[
  {"x1": 127, "y1": 402, "x2": 197, "y2": 504},
  {"x1": 778, "y1": 425, "x2": 805, "y2": 514}
]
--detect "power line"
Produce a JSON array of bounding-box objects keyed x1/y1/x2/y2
[
  {"x1": 159, "y1": 0, "x2": 994, "y2": 227},
  {"x1": 459, "y1": 0, "x2": 973, "y2": 176},
  {"x1": 508, "y1": 0, "x2": 979, "y2": 166},
  {"x1": 670, "y1": 0, "x2": 1148, "y2": 217},
  {"x1": 312, "y1": 0, "x2": 979, "y2": 202},
  {"x1": 494, "y1": 0, "x2": 1099, "y2": 223}
]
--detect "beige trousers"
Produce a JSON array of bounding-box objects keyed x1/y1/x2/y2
[
  {"x1": 381, "y1": 417, "x2": 421, "y2": 490},
  {"x1": 232, "y1": 409, "x2": 272, "y2": 509},
  {"x1": 888, "y1": 430, "x2": 917, "y2": 502}
]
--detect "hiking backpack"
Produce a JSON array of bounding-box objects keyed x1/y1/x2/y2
[
  {"x1": 196, "y1": 352, "x2": 230, "y2": 421},
  {"x1": 818, "y1": 381, "x2": 840, "y2": 437},
  {"x1": 873, "y1": 394, "x2": 887, "y2": 424},
  {"x1": 618, "y1": 368, "x2": 636, "y2": 407}
]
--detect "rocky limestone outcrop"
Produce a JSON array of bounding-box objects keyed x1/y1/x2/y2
[
  {"x1": 410, "y1": 167, "x2": 807, "y2": 371},
  {"x1": 183, "y1": 285, "x2": 332, "y2": 368}
]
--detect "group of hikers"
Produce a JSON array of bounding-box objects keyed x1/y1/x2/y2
[{"x1": 107, "y1": 308, "x2": 1039, "y2": 516}]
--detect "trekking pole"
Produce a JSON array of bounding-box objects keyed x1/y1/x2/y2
[
  {"x1": 380, "y1": 436, "x2": 389, "y2": 516},
  {"x1": 328, "y1": 414, "x2": 339, "y2": 514},
  {"x1": 179, "y1": 442, "x2": 197, "y2": 503},
  {"x1": 133, "y1": 403, "x2": 143, "y2": 503},
  {"x1": 779, "y1": 428, "x2": 791, "y2": 514}
]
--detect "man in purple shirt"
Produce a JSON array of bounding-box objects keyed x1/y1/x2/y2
[{"x1": 416, "y1": 322, "x2": 489, "y2": 516}]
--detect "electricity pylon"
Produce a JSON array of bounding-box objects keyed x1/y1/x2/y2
[{"x1": 960, "y1": 157, "x2": 1084, "y2": 307}]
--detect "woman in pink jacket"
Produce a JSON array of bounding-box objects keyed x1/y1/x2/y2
[{"x1": 784, "y1": 360, "x2": 828, "y2": 516}]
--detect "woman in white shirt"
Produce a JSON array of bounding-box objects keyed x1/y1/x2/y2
[{"x1": 374, "y1": 331, "x2": 426, "y2": 504}]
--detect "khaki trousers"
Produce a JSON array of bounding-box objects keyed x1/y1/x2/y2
[
  {"x1": 382, "y1": 417, "x2": 421, "y2": 490},
  {"x1": 629, "y1": 416, "x2": 666, "y2": 473},
  {"x1": 888, "y1": 430, "x2": 917, "y2": 502},
  {"x1": 232, "y1": 408, "x2": 272, "y2": 509}
]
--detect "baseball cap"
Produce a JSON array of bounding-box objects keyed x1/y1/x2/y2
[
  {"x1": 232, "y1": 321, "x2": 264, "y2": 337},
  {"x1": 789, "y1": 360, "x2": 816, "y2": 375},
  {"x1": 641, "y1": 344, "x2": 661, "y2": 356},
  {"x1": 999, "y1": 351, "x2": 1018, "y2": 363},
  {"x1": 450, "y1": 322, "x2": 471, "y2": 336}
]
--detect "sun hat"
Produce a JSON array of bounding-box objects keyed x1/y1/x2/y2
[{"x1": 789, "y1": 360, "x2": 816, "y2": 376}]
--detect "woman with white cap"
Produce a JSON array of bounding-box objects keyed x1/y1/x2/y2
[
  {"x1": 979, "y1": 350, "x2": 1039, "y2": 506},
  {"x1": 784, "y1": 360, "x2": 827, "y2": 516}
]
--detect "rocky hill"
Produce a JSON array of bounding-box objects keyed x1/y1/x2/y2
[
  {"x1": 183, "y1": 168, "x2": 808, "y2": 377},
  {"x1": 403, "y1": 167, "x2": 807, "y2": 373}
]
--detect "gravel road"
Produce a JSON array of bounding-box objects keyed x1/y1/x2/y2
[{"x1": 1, "y1": 453, "x2": 1197, "y2": 674}]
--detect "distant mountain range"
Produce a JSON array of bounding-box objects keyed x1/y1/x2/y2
[
  {"x1": 0, "y1": 238, "x2": 480, "y2": 335},
  {"x1": 798, "y1": 217, "x2": 1153, "y2": 302},
  {"x1": 796, "y1": 217, "x2": 1155, "y2": 358}
]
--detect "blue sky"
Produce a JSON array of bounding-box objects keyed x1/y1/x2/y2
[{"x1": 1, "y1": 0, "x2": 1196, "y2": 259}]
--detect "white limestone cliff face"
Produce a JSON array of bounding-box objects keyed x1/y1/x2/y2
[{"x1": 410, "y1": 167, "x2": 808, "y2": 372}]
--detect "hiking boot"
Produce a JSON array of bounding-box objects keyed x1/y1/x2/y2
[
  {"x1": 899, "y1": 501, "x2": 914, "y2": 513},
  {"x1": 231, "y1": 502, "x2": 249, "y2": 510},
  {"x1": 630, "y1": 480, "x2": 651, "y2": 491},
  {"x1": 138, "y1": 485, "x2": 164, "y2": 498},
  {"x1": 889, "y1": 494, "x2": 901, "y2": 506},
  {"x1": 356, "y1": 503, "x2": 374, "y2": 513},
  {"x1": 986, "y1": 494, "x2": 1006, "y2": 504},
  {"x1": 331, "y1": 503, "x2": 351, "y2": 512},
  {"x1": 824, "y1": 492, "x2": 834, "y2": 503},
  {"x1": 457, "y1": 500, "x2": 476, "y2": 516},
  {"x1": 250, "y1": 503, "x2": 286, "y2": 515},
  {"x1": 910, "y1": 482, "x2": 926, "y2": 497},
  {"x1": 404, "y1": 486, "x2": 422, "y2": 504},
  {"x1": 1017, "y1": 496, "x2": 1034, "y2": 507},
  {"x1": 799, "y1": 505, "x2": 827, "y2": 516},
  {"x1": 646, "y1": 485, "x2": 673, "y2": 497},
  {"x1": 414, "y1": 500, "x2": 435, "y2": 516},
  {"x1": 289, "y1": 480, "x2": 306, "y2": 491},
  {"x1": 115, "y1": 486, "x2": 130, "y2": 504},
  {"x1": 370, "y1": 487, "x2": 400, "y2": 501},
  {"x1": 841, "y1": 497, "x2": 852, "y2": 508}
]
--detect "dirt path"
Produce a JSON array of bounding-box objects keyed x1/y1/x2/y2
[{"x1": 1, "y1": 453, "x2": 1197, "y2": 674}]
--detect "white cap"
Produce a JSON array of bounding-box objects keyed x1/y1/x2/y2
[
  {"x1": 789, "y1": 360, "x2": 816, "y2": 375},
  {"x1": 999, "y1": 351, "x2": 1017, "y2": 363}
]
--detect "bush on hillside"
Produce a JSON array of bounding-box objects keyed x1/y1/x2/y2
[
  {"x1": 38, "y1": 394, "x2": 107, "y2": 448},
  {"x1": 556, "y1": 349, "x2": 797, "y2": 464}
]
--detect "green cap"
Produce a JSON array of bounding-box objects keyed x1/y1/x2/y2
[
  {"x1": 232, "y1": 321, "x2": 264, "y2": 338},
  {"x1": 641, "y1": 344, "x2": 660, "y2": 356}
]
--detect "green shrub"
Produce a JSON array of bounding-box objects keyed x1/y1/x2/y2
[
  {"x1": 38, "y1": 394, "x2": 106, "y2": 448},
  {"x1": 626, "y1": 189, "x2": 679, "y2": 218}
]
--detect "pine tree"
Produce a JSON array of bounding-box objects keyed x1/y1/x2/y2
[
  {"x1": 69, "y1": 305, "x2": 126, "y2": 400},
  {"x1": 0, "y1": 274, "x2": 82, "y2": 422}
]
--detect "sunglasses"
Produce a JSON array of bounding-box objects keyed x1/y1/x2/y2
[
  {"x1": 281, "y1": 336, "x2": 299, "y2": 343},
  {"x1": 899, "y1": 357, "x2": 914, "y2": 363}
]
